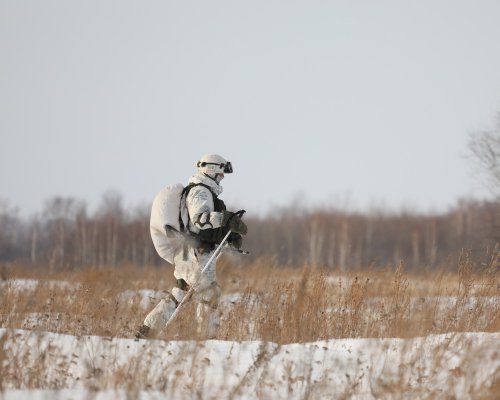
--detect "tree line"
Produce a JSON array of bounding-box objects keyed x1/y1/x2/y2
[
  {"x1": 1, "y1": 193, "x2": 498, "y2": 271},
  {"x1": 2, "y1": 111, "x2": 499, "y2": 270},
  {"x1": 247, "y1": 199, "x2": 499, "y2": 269}
]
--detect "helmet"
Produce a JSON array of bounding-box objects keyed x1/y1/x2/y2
[{"x1": 196, "y1": 154, "x2": 233, "y2": 182}]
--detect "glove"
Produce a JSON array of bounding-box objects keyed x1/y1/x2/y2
[
  {"x1": 221, "y1": 211, "x2": 248, "y2": 235},
  {"x1": 229, "y1": 215, "x2": 247, "y2": 235},
  {"x1": 221, "y1": 211, "x2": 231, "y2": 226},
  {"x1": 229, "y1": 233, "x2": 243, "y2": 249}
]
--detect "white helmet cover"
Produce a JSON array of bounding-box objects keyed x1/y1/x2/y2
[{"x1": 196, "y1": 154, "x2": 233, "y2": 178}]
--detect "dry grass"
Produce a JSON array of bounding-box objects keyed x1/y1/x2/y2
[
  {"x1": 0, "y1": 252, "x2": 498, "y2": 342},
  {"x1": 0, "y1": 251, "x2": 498, "y2": 398}
]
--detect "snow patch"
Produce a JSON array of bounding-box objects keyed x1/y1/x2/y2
[{"x1": 1, "y1": 328, "x2": 498, "y2": 399}]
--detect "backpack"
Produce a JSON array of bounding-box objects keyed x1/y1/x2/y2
[
  {"x1": 150, "y1": 182, "x2": 228, "y2": 263},
  {"x1": 150, "y1": 183, "x2": 189, "y2": 264}
]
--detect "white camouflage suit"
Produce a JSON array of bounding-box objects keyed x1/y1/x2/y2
[{"x1": 143, "y1": 172, "x2": 226, "y2": 338}]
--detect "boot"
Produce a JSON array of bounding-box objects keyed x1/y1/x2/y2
[{"x1": 134, "y1": 324, "x2": 151, "y2": 340}]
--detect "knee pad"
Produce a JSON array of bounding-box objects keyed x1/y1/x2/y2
[
  {"x1": 143, "y1": 296, "x2": 177, "y2": 330},
  {"x1": 171, "y1": 287, "x2": 187, "y2": 303},
  {"x1": 194, "y1": 282, "x2": 221, "y2": 308}
]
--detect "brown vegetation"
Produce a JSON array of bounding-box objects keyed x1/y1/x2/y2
[
  {"x1": 0, "y1": 250, "x2": 498, "y2": 398},
  {"x1": 1, "y1": 249, "x2": 498, "y2": 343}
]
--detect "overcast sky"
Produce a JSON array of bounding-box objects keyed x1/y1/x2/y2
[{"x1": 1, "y1": 0, "x2": 500, "y2": 218}]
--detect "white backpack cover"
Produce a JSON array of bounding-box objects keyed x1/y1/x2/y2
[{"x1": 150, "y1": 183, "x2": 189, "y2": 264}]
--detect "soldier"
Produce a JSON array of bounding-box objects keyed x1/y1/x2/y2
[{"x1": 136, "y1": 154, "x2": 247, "y2": 339}]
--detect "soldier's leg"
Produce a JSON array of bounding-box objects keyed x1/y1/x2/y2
[
  {"x1": 135, "y1": 246, "x2": 196, "y2": 339},
  {"x1": 194, "y1": 281, "x2": 222, "y2": 339},
  {"x1": 149, "y1": 246, "x2": 221, "y2": 339},
  {"x1": 192, "y1": 248, "x2": 223, "y2": 338},
  {"x1": 136, "y1": 286, "x2": 186, "y2": 338}
]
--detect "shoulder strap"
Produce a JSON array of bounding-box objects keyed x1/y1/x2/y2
[{"x1": 178, "y1": 183, "x2": 218, "y2": 232}]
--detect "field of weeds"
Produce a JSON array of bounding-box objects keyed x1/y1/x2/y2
[{"x1": 0, "y1": 252, "x2": 499, "y2": 399}]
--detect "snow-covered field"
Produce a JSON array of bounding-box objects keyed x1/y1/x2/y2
[
  {"x1": 1, "y1": 328, "x2": 499, "y2": 399},
  {"x1": 1, "y1": 268, "x2": 498, "y2": 399}
]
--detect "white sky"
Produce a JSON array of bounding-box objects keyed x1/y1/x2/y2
[{"x1": 1, "y1": 0, "x2": 500, "y2": 217}]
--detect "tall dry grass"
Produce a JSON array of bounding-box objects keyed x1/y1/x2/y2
[
  {"x1": 0, "y1": 250, "x2": 498, "y2": 343},
  {"x1": 0, "y1": 250, "x2": 499, "y2": 398}
]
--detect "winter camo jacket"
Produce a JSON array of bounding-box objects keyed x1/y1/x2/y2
[{"x1": 183, "y1": 173, "x2": 228, "y2": 246}]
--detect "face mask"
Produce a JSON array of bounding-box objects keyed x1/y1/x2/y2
[{"x1": 215, "y1": 173, "x2": 224, "y2": 184}]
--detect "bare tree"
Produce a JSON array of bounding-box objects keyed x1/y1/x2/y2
[
  {"x1": 468, "y1": 113, "x2": 500, "y2": 200},
  {"x1": 43, "y1": 196, "x2": 85, "y2": 270},
  {"x1": 0, "y1": 199, "x2": 20, "y2": 261},
  {"x1": 97, "y1": 190, "x2": 124, "y2": 266}
]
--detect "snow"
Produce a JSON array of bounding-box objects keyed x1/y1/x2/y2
[
  {"x1": 1, "y1": 328, "x2": 498, "y2": 399},
  {"x1": 118, "y1": 289, "x2": 167, "y2": 309},
  {"x1": 0, "y1": 278, "x2": 79, "y2": 292},
  {"x1": 1, "y1": 278, "x2": 498, "y2": 398}
]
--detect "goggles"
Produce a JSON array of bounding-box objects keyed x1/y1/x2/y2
[{"x1": 198, "y1": 161, "x2": 233, "y2": 173}]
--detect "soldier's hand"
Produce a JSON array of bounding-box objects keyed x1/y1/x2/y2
[
  {"x1": 229, "y1": 233, "x2": 243, "y2": 249},
  {"x1": 221, "y1": 211, "x2": 233, "y2": 226},
  {"x1": 221, "y1": 211, "x2": 248, "y2": 235},
  {"x1": 229, "y1": 215, "x2": 247, "y2": 235}
]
